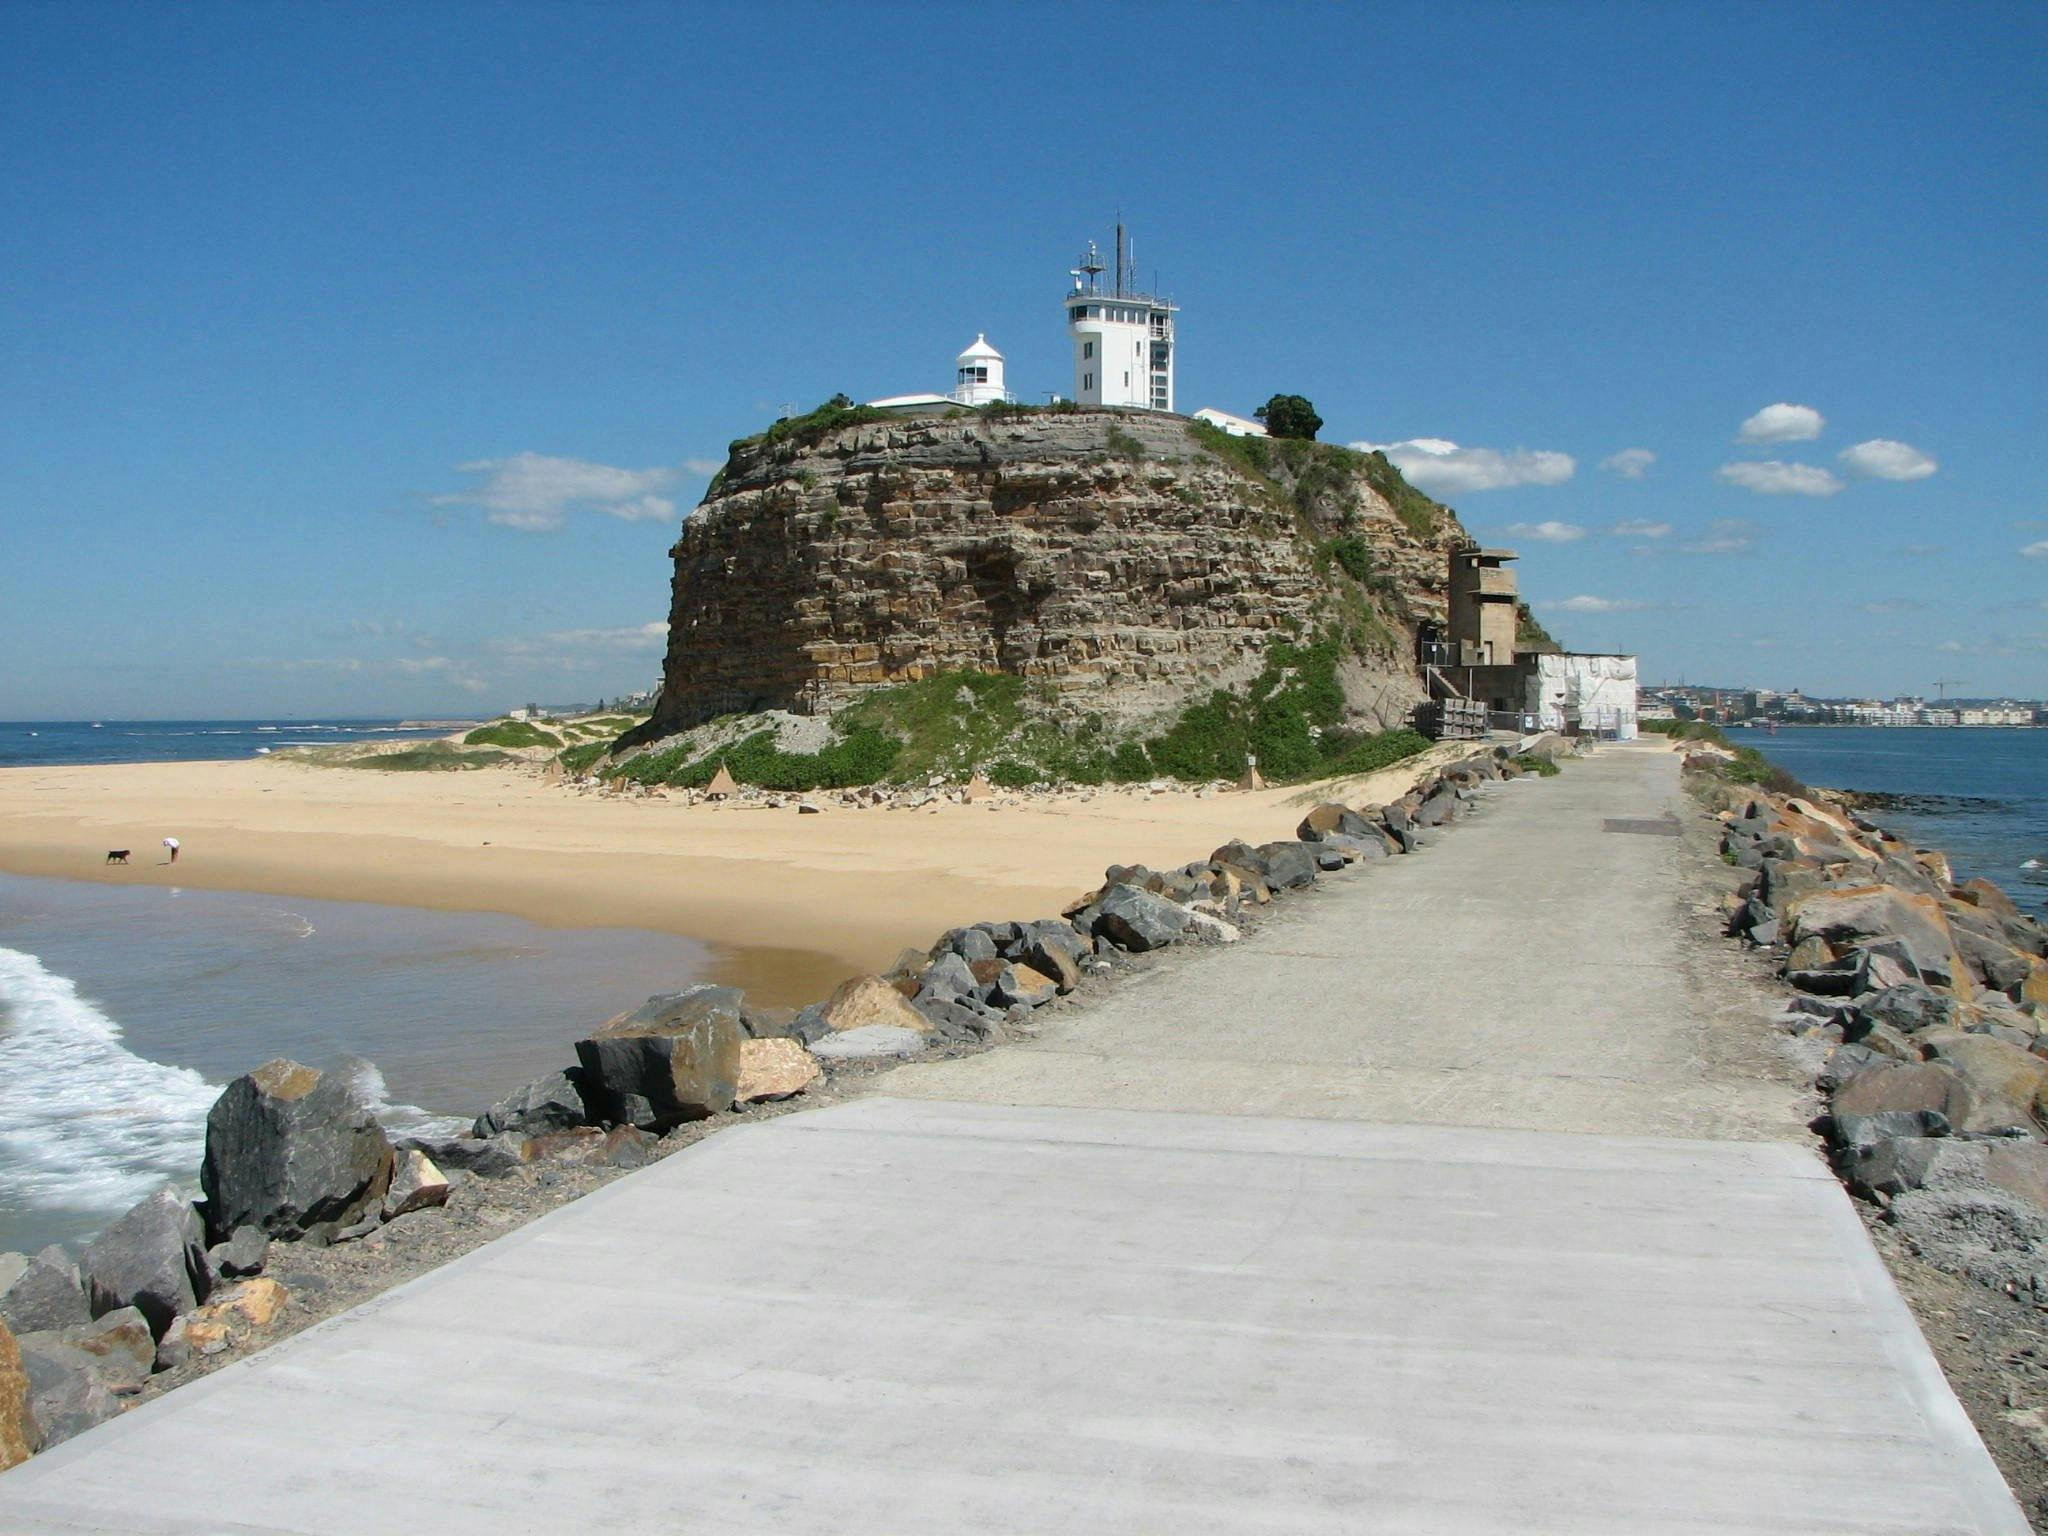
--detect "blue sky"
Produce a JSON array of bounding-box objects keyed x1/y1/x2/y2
[{"x1": 2, "y1": 2, "x2": 2043, "y2": 717}]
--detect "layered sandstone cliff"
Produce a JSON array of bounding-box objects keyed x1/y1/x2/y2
[{"x1": 636, "y1": 406, "x2": 1469, "y2": 741}]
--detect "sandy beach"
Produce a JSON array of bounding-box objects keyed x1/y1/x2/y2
[{"x1": 0, "y1": 746, "x2": 1473, "y2": 1007}]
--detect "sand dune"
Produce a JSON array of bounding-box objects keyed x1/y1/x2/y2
[{"x1": 0, "y1": 746, "x2": 1473, "y2": 1007}]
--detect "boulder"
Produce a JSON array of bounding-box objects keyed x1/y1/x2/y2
[
  {"x1": 593, "y1": 1125, "x2": 656, "y2": 1169},
  {"x1": 154, "y1": 1314, "x2": 190, "y2": 1372},
  {"x1": 382, "y1": 1148, "x2": 451, "y2": 1219},
  {"x1": 206, "y1": 1226, "x2": 269, "y2": 1280},
  {"x1": 0, "y1": 1320, "x2": 32, "y2": 1470},
  {"x1": 16, "y1": 1307, "x2": 156, "y2": 1395},
  {"x1": 1915, "y1": 1033, "x2": 2048, "y2": 1130},
  {"x1": 1829, "y1": 1061, "x2": 1975, "y2": 1149},
  {"x1": 1858, "y1": 983, "x2": 1956, "y2": 1037},
  {"x1": 80, "y1": 1189, "x2": 210, "y2": 1340},
  {"x1": 808, "y1": 1025, "x2": 926, "y2": 1061},
  {"x1": 181, "y1": 1278, "x2": 289, "y2": 1358},
  {"x1": 1253, "y1": 841, "x2": 1318, "y2": 889},
  {"x1": 914, "y1": 951, "x2": 978, "y2": 1004},
  {"x1": 19, "y1": 1342, "x2": 119, "y2": 1450},
  {"x1": 932, "y1": 927, "x2": 998, "y2": 965},
  {"x1": 200, "y1": 1058, "x2": 395, "y2": 1242},
  {"x1": 1297, "y1": 803, "x2": 1371, "y2": 842},
  {"x1": 1786, "y1": 885, "x2": 1968, "y2": 991},
  {"x1": 0, "y1": 1245, "x2": 90, "y2": 1335},
  {"x1": 1957, "y1": 877, "x2": 2021, "y2": 919},
  {"x1": 817, "y1": 973, "x2": 935, "y2": 1035},
  {"x1": 734, "y1": 1037, "x2": 820, "y2": 1104},
  {"x1": 1955, "y1": 927, "x2": 2036, "y2": 997},
  {"x1": 990, "y1": 962, "x2": 1061, "y2": 1009},
  {"x1": 912, "y1": 996, "x2": 1001, "y2": 1042},
  {"x1": 473, "y1": 1070, "x2": 588, "y2": 1138},
  {"x1": 408, "y1": 1132, "x2": 524, "y2": 1179},
  {"x1": 574, "y1": 1002, "x2": 745, "y2": 1133},
  {"x1": 1092, "y1": 884, "x2": 1192, "y2": 953},
  {"x1": 1020, "y1": 938, "x2": 1082, "y2": 993},
  {"x1": 1412, "y1": 787, "x2": 1459, "y2": 828},
  {"x1": 601, "y1": 985, "x2": 748, "y2": 1038}
]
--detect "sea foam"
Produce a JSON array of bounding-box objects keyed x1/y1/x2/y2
[{"x1": 0, "y1": 946, "x2": 220, "y2": 1220}]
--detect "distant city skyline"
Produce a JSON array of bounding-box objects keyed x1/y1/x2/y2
[{"x1": 2, "y1": 3, "x2": 2042, "y2": 716}]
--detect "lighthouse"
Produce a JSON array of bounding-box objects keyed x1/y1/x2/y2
[
  {"x1": 952, "y1": 334, "x2": 1008, "y2": 406},
  {"x1": 1065, "y1": 223, "x2": 1176, "y2": 412}
]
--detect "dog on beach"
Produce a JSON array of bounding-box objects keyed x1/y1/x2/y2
[{"x1": 105, "y1": 849, "x2": 130, "y2": 864}]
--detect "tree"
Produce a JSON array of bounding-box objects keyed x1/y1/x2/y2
[{"x1": 1255, "y1": 394, "x2": 1323, "y2": 441}]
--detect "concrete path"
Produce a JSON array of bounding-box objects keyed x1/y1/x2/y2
[
  {"x1": 880, "y1": 742, "x2": 1810, "y2": 1140},
  {"x1": 0, "y1": 743, "x2": 2027, "y2": 1532}
]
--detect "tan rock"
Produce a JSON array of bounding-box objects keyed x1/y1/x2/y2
[
  {"x1": 1957, "y1": 878, "x2": 2021, "y2": 919},
  {"x1": 0, "y1": 1319, "x2": 33, "y2": 1471},
  {"x1": 200, "y1": 1277, "x2": 288, "y2": 1332},
  {"x1": 735, "y1": 1038, "x2": 820, "y2": 1104},
  {"x1": 819, "y1": 973, "x2": 933, "y2": 1035},
  {"x1": 382, "y1": 1147, "x2": 451, "y2": 1219},
  {"x1": 1917, "y1": 1033, "x2": 2048, "y2": 1128}
]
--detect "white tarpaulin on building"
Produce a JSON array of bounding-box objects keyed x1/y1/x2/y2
[{"x1": 1529, "y1": 653, "x2": 1638, "y2": 739}]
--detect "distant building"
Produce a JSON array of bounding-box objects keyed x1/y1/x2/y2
[
  {"x1": 1192, "y1": 407, "x2": 1267, "y2": 438},
  {"x1": 1065, "y1": 225, "x2": 1176, "y2": 411},
  {"x1": 1425, "y1": 546, "x2": 1638, "y2": 740}
]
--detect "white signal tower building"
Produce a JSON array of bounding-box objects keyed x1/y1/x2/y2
[{"x1": 1065, "y1": 224, "x2": 1176, "y2": 412}]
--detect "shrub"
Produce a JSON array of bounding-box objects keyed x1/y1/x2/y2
[
  {"x1": 1256, "y1": 394, "x2": 1323, "y2": 441},
  {"x1": 464, "y1": 720, "x2": 563, "y2": 750},
  {"x1": 558, "y1": 742, "x2": 608, "y2": 775},
  {"x1": 1327, "y1": 535, "x2": 1375, "y2": 583},
  {"x1": 1511, "y1": 753, "x2": 1560, "y2": 777}
]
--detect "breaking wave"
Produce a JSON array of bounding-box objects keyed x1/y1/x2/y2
[{"x1": 0, "y1": 946, "x2": 220, "y2": 1219}]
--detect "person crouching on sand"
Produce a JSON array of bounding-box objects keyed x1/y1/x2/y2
[{"x1": 162, "y1": 836, "x2": 180, "y2": 864}]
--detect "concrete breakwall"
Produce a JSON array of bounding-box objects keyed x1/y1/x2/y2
[{"x1": 0, "y1": 740, "x2": 1565, "y2": 1470}]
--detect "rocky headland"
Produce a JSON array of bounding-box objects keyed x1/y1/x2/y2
[{"x1": 629, "y1": 405, "x2": 1472, "y2": 745}]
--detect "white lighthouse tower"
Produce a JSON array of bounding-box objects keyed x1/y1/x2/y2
[
  {"x1": 951, "y1": 333, "x2": 1008, "y2": 406},
  {"x1": 1065, "y1": 223, "x2": 1176, "y2": 412}
]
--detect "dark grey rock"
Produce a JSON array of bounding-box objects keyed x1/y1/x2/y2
[
  {"x1": 1840, "y1": 1137, "x2": 1949, "y2": 1200},
  {"x1": 404, "y1": 1133, "x2": 524, "y2": 1179},
  {"x1": 206, "y1": 1225, "x2": 270, "y2": 1279},
  {"x1": 788, "y1": 1003, "x2": 832, "y2": 1046},
  {"x1": 1092, "y1": 883, "x2": 1192, "y2": 953},
  {"x1": 1831, "y1": 1108, "x2": 1952, "y2": 1151},
  {"x1": 20, "y1": 1346, "x2": 121, "y2": 1450},
  {"x1": 574, "y1": 1007, "x2": 743, "y2": 1133},
  {"x1": 473, "y1": 1070, "x2": 588, "y2": 1138},
  {"x1": 17, "y1": 1306, "x2": 156, "y2": 1395},
  {"x1": 1859, "y1": 983, "x2": 1957, "y2": 1037},
  {"x1": 200, "y1": 1058, "x2": 395, "y2": 1243},
  {"x1": 1312, "y1": 846, "x2": 1349, "y2": 872},
  {"x1": 978, "y1": 921, "x2": 1024, "y2": 950},
  {"x1": 933, "y1": 926, "x2": 998, "y2": 965},
  {"x1": 1253, "y1": 841, "x2": 1318, "y2": 890},
  {"x1": 608, "y1": 985, "x2": 747, "y2": 1036},
  {"x1": 913, "y1": 996, "x2": 1000, "y2": 1043},
  {"x1": 0, "y1": 1244, "x2": 90, "y2": 1335},
  {"x1": 915, "y1": 951, "x2": 978, "y2": 1004},
  {"x1": 80, "y1": 1189, "x2": 209, "y2": 1340},
  {"x1": 1412, "y1": 787, "x2": 1459, "y2": 827},
  {"x1": 1817, "y1": 1044, "x2": 1887, "y2": 1093}
]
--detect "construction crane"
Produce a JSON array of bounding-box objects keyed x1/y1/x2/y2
[{"x1": 1933, "y1": 678, "x2": 1967, "y2": 700}]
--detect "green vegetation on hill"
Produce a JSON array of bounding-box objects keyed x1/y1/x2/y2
[
  {"x1": 1256, "y1": 393, "x2": 1323, "y2": 441},
  {"x1": 464, "y1": 720, "x2": 563, "y2": 749},
  {"x1": 1650, "y1": 719, "x2": 1807, "y2": 796},
  {"x1": 332, "y1": 742, "x2": 517, "y2": 772},
  {"x1": 602, "y1": 650, "x2": 1431, "y2": 794},
  {"x1": 731, "y1": 394, "x2": 889, "y2": 456},
  {"x1": 1515, "y1": 602, "x2": 1557, "y2": 649},
  {"x1": 557, "y1": 741, "x2": 610, "y2": 775}
]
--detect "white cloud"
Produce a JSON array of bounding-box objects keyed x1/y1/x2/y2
[
  {"x1": 1544, "y1": 596, "x2": 1658, "y2": 613},
  {"x1": 683, "y1": 458, "x2": 725, "y2": 476},
  {"x1": 1716, "y1": 460, "x2": 1844, "y2": 497},
  {"x1": 433, "y1": 453, "x2": 680, "y2": 532},
  {"x1": 1839, "y1": 439, "x2": 1937, "y2": 481},
  {"x1": 1681, "y1": 518, "x2": 1759, "y2": 556},
  {"x1": 1611, "y1": 519, "x2": 1671, "y2": 538},
  {"x1": 489, "y1": 622, "x2": 669, "y2": 660},
  {"x1": 1351, "y1": 437, "x2": 1576, "y2": 494},
  {"x1": 1500, "y1": 520, "x2": 1587, "y2": 543},
  {"x1": 2022, "y1": 540, "x2": 2048, "y2": 559},
  {"x1": 1599, "y1": 449, "x2": 1656, "y2": 479},
  {"x1": 1738, "y1": 403, "x2": 1824, "y2": 443}
]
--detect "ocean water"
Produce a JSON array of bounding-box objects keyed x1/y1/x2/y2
[
  {"x1": 0, "y1": 873, "x2": 711, "y2": 1256},
  {"x1": 0, "y1": 718, "x2": 456, "y2": 768},
  {"x1": 1739, "y1": 726, "x2": 2048, "y2": 917}
]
